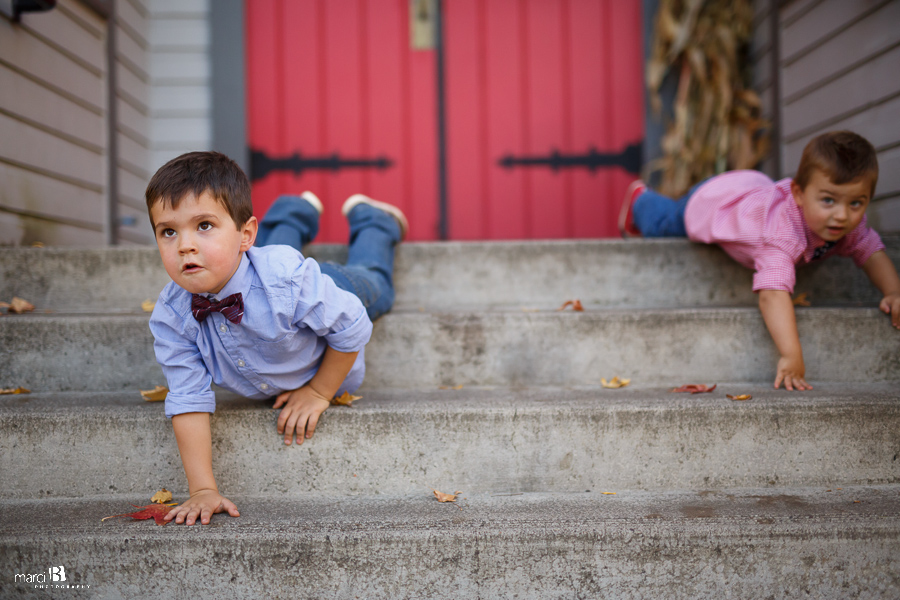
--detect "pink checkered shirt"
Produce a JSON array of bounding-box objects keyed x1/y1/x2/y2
[{"x1": 684, "y1": 170, "x2": 885, "y2": 293}]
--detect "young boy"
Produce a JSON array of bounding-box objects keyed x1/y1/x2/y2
[
  {"x1": 619, "y1": 131, "x2": 900, "y2": 391},
  {"x1": 145, "y1": 151, "x2": 407, "y2": 525}
]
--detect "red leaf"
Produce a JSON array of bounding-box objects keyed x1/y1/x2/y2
[
  {"x1": 557, "y1": 299, "x2": 584, "y2": 311},
  {"x1": 670, "y1": 384, "x2": 717, "y2": 394},
  {"x1": 102, "y1": 503, "x2": 176, "y2": 526}
]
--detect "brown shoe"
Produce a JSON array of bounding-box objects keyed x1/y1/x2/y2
[{"x1": 342, "y1": 194, "x2": 409, "y2": 240}]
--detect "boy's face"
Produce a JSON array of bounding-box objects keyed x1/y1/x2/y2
[
  {"x1": 151, "y1": 191, "x2": 258, "y2": 295},
  {"x1": 791, "y1": 170, "x2": 871, "y2": 242}
]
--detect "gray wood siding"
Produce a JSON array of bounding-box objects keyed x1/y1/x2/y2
[
  {"x1": 0, "y1": 0, "x2": 107, "y2": 245},
  {"x1": 0, "y1": 0, "x2": 153, "y2": 246},
  {"x1": 146, "y1": 0, "x2": 211, "y2": 174},
  {"x1": 772, "y1": 0, "x2": 900, "y2": 233}
]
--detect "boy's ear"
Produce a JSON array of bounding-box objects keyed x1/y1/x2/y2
[
  {"x1": 239, "y1": 216, "x2": 258, "y2": 251},
  {"x1": 790, "y1": 180, "x2": 805, "y2": 207}
]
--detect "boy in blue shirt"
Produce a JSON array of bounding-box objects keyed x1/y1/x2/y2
[{"x1": 145, "y1": 151, "x2": 406, "y2": 525}]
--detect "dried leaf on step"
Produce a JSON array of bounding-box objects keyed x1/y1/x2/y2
[
  {"x1": 332, "y1": 391, "x2": 362, "y2": 406},
  {"x1": 141, "y1": 299, "x2": 156, "y2": 313},
  {"x1": 727, "y1": 394, "x2": 752, "y2": 401},
  {"x1": 601, "y1": 376, "x2": 631, "y2": 389},
  {"x1": 140, "y1": 385, "x2": 168, "y2": 402},
  {"x1": 433, "y1": 489, "x2": 461, "y2": 503},
  {"x1": 8, "y1": 297, "x2": 35, "y2": 314},
  {"x1": 439, "y1": 384, "x2": 464, "y2": 390},
  {"x1": 150, "y1": 488, "x2": 173, "y2": 504},
  {"x1": 792, "y1": 293, "x2": 811, "y2": 307},
  {"x1": 0, "y1": 387, "x2": 30, "y2": 395},
  {"x1": 101, "y1": 503, "x2": 177, "y2": 526},
  {"x1": 671, "y1": 384, "x2": 717, "y2": 394},
  {"x1": 557, "y1": 299, "x2": 584, "y2": 311}
]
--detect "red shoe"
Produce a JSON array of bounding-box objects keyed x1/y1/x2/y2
[{"x1": 618, "y1": 180, "x2": 646, "y2": 238}]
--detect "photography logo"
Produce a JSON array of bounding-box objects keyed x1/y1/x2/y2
[{"x1": 14, "y1": 565, "x2": 90, "y2": 589}]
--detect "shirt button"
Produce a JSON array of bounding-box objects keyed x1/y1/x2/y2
[
  {"x1": 237, "y1": 360, "x2": 245, "y2": 367},
  {"x1": 260, "y1": 383, "x2": 269, "y2": 390},
  {"x1": 219, "y1": 324, "x2": 227, "y2": 333}
]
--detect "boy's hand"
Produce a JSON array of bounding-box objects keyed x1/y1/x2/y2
[
  {"x1": 880, "y1": 293, "x2": 900, "y2": 329},
  {"x1": 164, "y1": 489, "x2": 240, "y2": 526},
  {"x1": 273, "y1": 385, "x2": 331, "y2": 445},
  {"x1": 774, "y1": 354, "x2": 812, "y2": 391}
]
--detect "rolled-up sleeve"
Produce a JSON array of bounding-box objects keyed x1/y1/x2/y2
[
  {"x1": 752, "y1": 247, "x2": 797, "y2": 293},
  {"x1": 149, "y1": 301, "x2": 217, "y2": 418},
  {"x1": 291, "y1": 258, "x2": 372, "y2": 353}
]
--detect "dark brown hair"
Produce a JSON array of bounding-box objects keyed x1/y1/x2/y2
[
  {"x1": 794, "y1": 131, "x2": 878, "y2": 197},
  {"x1": 145, "y1": 151, "x2": 253, "y2": 229}
]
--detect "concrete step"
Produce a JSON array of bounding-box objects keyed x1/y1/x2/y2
[
  {"x1": 2, "y1": 385, "x2": 897, "y2": 500},
  {"x1": 2, "y1": 486, "x2": 898, "y2": 599},
  {"x1": 1, "y1": 307, "x2": 896, "y2": 392},
  {"x1": 1, "y1": 237, "x2": 897, "y2": 312}
]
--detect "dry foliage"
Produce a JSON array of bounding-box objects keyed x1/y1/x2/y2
[
  {"x1": 141, "y1": 299, "x2": 156, "y2": 313},
  {"x1": 601, "y1": 376, "x2": 631, "y2": 389},
  {"x1": 332, "y1": 391, "x2": 362, "y2": 406},
  {"x1": 1, "y1": 297, "x2": 36, "y2": 314},
  {"x1": 433, "y1": 489, "x2": 461, "y2": 503},
  {"x1": 140, "y1": 385, "x2": 168, "y2": 402},
  {"x1": 102, "y1": 503, "x2": 177, "y2": 526},
  {"x1": 0, "y1": 387, "x2": 30, "y2": 395},
  {"x1": 671, "y1": 383, "x2": 717, "y2": 393},
  {"x1": 557, "y1": 300, "x2": 584, "y2": 312},
  {"x1": 150, "y1": 489, "x2": 173, "y2": 504},
  {"x1": 792, "y1": 293, "x2": 811, "y2": 307},
  {"x1": 727, "y1": 394, "x2": 752, "y2": 401},
  {"x1": 646, "y1": 0, "x2": 768, "y2": 197}
]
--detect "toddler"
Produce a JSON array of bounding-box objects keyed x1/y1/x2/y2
[
  {"x1": 145, "y1": 151, "x2": 406, "y2": 525},
  {"x1": 619, "y1": 131, "x2": 900, "y2": 390}
]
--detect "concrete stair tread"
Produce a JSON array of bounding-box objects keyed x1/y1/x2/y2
[
  {"x1": 2, "y1": 485, "x2": 898, "y2": 536},
  {"x1": 1, "y1": 237, "x2": 897, "y2": 312},
  {"x1": 3, "y1": 488, "x2": 899, "y2": 598},
  {"x1": 4, "y1": 384, "x2": 898, "y2": 499}
]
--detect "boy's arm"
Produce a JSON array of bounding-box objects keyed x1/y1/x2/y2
[
  {"x1": 862, "y1": 250, "x2": 900, "y2": 328},
  {"x1": 272, "y1": 346, "x2": 359, "y2": 446},
  {"x1": 758, "y1": 289, "x2": 812, "y2": 391},
  {"x1": 164, "y1": 412, "x2": 240, "y2": 525}
]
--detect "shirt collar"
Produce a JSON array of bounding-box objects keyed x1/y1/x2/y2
[{"x1": 208, "y1": 251, "x2": 252, "y2": 300}]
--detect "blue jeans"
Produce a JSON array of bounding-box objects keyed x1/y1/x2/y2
[
  {"x1": 633, "y1": 182, "x2": 705, "y2": 237},
  {"x1": 256, "y1": 196, "x2": 401, "y2": 321}
]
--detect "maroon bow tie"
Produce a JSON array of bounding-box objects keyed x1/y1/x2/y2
[{"x1": 191, "y1": 293, "x2": 244, "y2": 324}]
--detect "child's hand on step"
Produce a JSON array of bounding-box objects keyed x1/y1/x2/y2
[
  {"x1": 273, "y1": 385, "x2": 331, "y2": 445},
  {"x1": 879, "y1": 293, "x2": 900, "y2": 329},
  {"x1": 774, "y1": 354, "x2": 812, "y2": 391},
  {"x1": 165, "y1": 489, "x2": 240, "y2": 525}
]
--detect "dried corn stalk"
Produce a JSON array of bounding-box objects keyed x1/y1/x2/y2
[{"x1": 646, "y1": 0, "x2": 769, "y2": 197}]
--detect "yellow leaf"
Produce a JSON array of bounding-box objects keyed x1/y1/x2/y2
[
  {"x1": 141, "y1": 299, "x2": 156, "y2": 313},
  {"x1": 601, "y1": 492, "x2": 617, "y2": 495},
  {"x1": 792, "y1": 292, "x2": 811, "y2": 307},
  {"x1": 601, "y1": 376, "x2": 631, "y2": 389},
  {"x1": 332, "y1": 391, "x2": 362, "y2": 406},
  {"x1": 433, "y1": 489, "x2": 461, "y2": 503},
  {"x1": 9, "y1": 297, "x2": 35, "y2": 314},
  {"x1": 439, "y1": 384, "x2": 464, "y2": 390},
  {"x1": 0, "y1": 387, "x2": 30, "y2": 395},
  {"x1": 140, "y1": 385, "x2": 168, "y2": 402},
  {"x1": 727, "y1": 394, "x2": 752, "y2": 401},
  {"x1": 150, "y1": 488, "x2": 173, "y2": 504}
]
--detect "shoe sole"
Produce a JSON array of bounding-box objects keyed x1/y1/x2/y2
[
  {"x1": 342, "y1": 194, "x2": 408, "y2": 240},
  {"x1": 300, "y1": 191, "x2": 324, "y2": 215}
]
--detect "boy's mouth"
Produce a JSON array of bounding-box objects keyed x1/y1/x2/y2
[{"x1": 182, "y1": 262, "x2": 202, "y2": 273}]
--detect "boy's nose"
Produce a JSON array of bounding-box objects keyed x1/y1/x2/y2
[{"x1": 178, "y1": 234, "x2": 198, "y2": 253}]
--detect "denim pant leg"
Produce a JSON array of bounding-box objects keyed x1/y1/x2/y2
[
  {"x1": 256, "y1": 195, "x2": 320, "y2": 250},
  {"x1": 320, "y1": 204, "x2": 401, "y2": 322},
  {"x1": 632, "y1": 187, "x2": 695, "y2": 237}
]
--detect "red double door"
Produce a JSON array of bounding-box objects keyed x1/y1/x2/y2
[{"x1": 246, "y1": 0, "x2": 644, "y2": 242}]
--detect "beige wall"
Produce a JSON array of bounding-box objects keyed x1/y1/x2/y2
[{"x1": 754, "y1": 0, "x2": 900, "y2": 233}]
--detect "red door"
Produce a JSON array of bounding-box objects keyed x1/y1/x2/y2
[{"x1": 246, "y1": 0, "x2": 643, "y2": 242}]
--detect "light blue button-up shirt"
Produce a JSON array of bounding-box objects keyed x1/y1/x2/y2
[{"x1": 149, "y1": 245, "x2": 373, "y2": 418}]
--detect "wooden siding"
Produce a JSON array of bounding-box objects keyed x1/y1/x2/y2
[
  {"x1": 146, "y1": 0, "x2": 211, "y2": 175},
  {"x1": 0, "y1": 0, "x2": 107, "y2": 245},
  {"x1": 762, "y1": 0, "x2": 900, "y2": 233},
  {"x1": 0, "y1": 0, "x2": 152, "y2": 246}
]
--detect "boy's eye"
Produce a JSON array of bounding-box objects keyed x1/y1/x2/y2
[
  {"x1": 820, "y1": 197, "x2": 834, "y2": 205},
  {"x1": 198, "y1": 221, "x2": 213, "y2": 231},
  {"x1": 161, "y1": 228, "x2": 176, "y2": 238},
  {"x1": 850, "y1": 200, "x2": 864, "y2": 208}
]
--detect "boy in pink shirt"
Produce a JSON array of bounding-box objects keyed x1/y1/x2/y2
[{"x1": 619, "y1": 131, "x2": 900, "y2": 391}]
